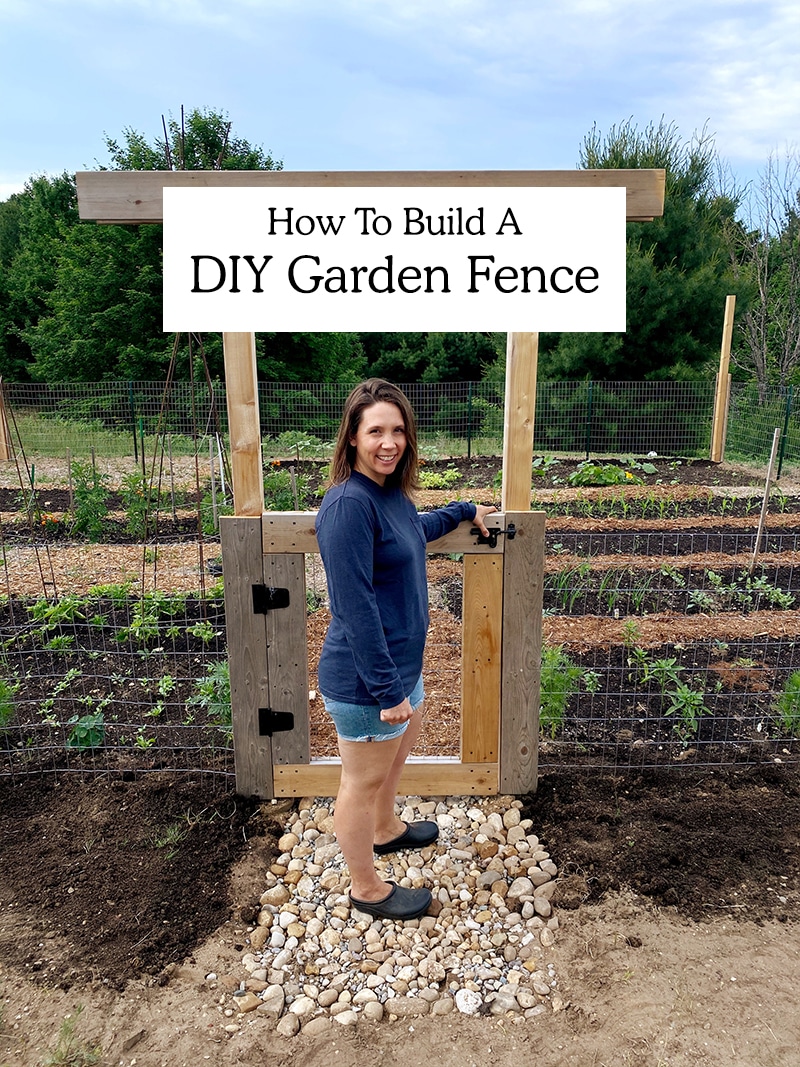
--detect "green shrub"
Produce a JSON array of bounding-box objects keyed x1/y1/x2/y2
[
  {"x1": 540, "y1": 644, "x2": 582, "y2": 738},
  {"x1": 776, "y1": 671, "x2": 800, "y2": 737}
]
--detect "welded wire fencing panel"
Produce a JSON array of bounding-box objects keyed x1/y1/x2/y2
[
  {"x1": 727, "y1": 382, "x2": 799, "y2": 470},
  {"x1": 0, "y1": 581, "x2": 234, "y2": 783},
  {"x1": 534, "y1": 380, "x2": 715, "y2": 458},
  {"x1": 1, "y1": 378, "x2": 726, "y2": 462},
  {"x1": 534, "y1": 519, "x2": 800, "y2": 772}
]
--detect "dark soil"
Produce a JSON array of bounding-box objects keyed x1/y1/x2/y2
[
  {"x1": 525, "y1": 765, "x2": 800, "y2": 921},
  {"x1": 0, "y1": 773, "x2": 274, "y2": 991},
  {"x1": 1, "y1": 764, "x2": 797, "y2": 997}
]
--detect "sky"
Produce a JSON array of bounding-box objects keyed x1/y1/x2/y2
[{"x1": 0, "y1": 0, "x2": 798, "y2": 203}]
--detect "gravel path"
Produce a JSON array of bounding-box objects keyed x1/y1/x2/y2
[{"x1": 216, "y1": 795, "x2": 568, "y2": 1036}]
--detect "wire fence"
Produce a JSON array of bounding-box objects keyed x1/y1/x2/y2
[
  {"x1": 2, "y1": 378, "x2": 799, "y2": 468},
  {"x1": 2, "y1": 376, "x2": 800, "y2": 787},
  {"x1": 2, "y1": 505, "x2": 799, "y2": 783}
]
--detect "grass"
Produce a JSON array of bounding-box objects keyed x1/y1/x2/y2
[{"x1": 39, "y1": 1006, "x2": 102, "y2": 1067}]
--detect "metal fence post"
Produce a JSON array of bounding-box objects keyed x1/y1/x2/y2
[
  {"x1": 467, "y1": 381, "x2": 473, "y2": 459},
  {"x1": 777, "y1": 385, "x2": 793, "y2": 480},
  {"x1": 585, "y1": 380, "x2": 594, "y2": 460}
]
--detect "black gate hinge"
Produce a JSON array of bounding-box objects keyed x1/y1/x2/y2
[
  {"x1": 259, "y1": 708, "x2": 295, "y2": 736},
  {"x1": 252, "y1": 585, "x2": 290, "y2": 614}
]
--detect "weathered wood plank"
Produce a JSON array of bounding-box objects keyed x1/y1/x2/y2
[
  {"x1": 76, "y1": 169, "x2": 665, "y2": 224},
  {"x1": 223, "y1": 332, "x2": 264, "y2": 516},
  {"x1": 272, "y1": 760, "x2": 499, "y2": 797},
  {"x1": 220, "y1": 516, "x2": 273, "y2": 798},
  {"x1": 262, "y1": 552, "x2": 311, "y2": 765},
  {"x1": 262, "y1": 511, "x2": 506, "y2": 555},
  {"x1": 501, "y1": 333, "x2": 539, "y2": 513},
  {"x1": 499, "y1": 511, "x2": 545, "y2": 794},
  {"x1": 460, "y1": 555, "x2": 503, "y2": 763}
]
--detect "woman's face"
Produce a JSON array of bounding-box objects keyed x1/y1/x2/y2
[{"x1": 350, "y1": 401, "x2": 407, "y2": 486}]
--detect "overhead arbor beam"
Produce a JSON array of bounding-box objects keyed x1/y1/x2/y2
[{"x1": 76, "y1": 169, "x2": 665, "y2": 225}]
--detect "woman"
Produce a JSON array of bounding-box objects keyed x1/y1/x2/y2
[{"x1": 315, "y1": 379, "x2": 496, "y2": 921}]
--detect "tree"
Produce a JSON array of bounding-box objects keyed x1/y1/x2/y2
[
  {"x1": 0, "y1": 173, "x2": 78, "y2": 380},
  {"x1": 726, "y1": 148, "x2": 800, "y2": 393},
  {"x1": 20, "y1": 108, "x2": 283, "y2": 381},
  {"x1": 103, "y1": 106, "x2": 282, "y2": 172},
  {"x1": 535, "y1": 118, "x2": 746, "y2": 382},
  {"x1": 361, "y1": 332, "x2": 496, "y2": 382}
]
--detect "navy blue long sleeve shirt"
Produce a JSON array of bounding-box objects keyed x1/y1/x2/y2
[{"x1": 315, "y1": 470, "x2": 476, "y2": 708}]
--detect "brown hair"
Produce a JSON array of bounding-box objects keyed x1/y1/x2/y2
[{"x1": 329, "y1": 379, "x2": 419, "y2": 497}]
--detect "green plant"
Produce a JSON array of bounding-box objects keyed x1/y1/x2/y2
[
  {"x1": 39, "y1": 1005, "x2": 102, "y2": 1067},
  {"x1": 69, "y1": 461, "x2": 110, "y2": 541},
  {"x1": 134, "y1": 728, "x2": 156, "y2": 750},
  {"x1": 87, "y1": 582, "x2": 133, "y2": 606},
  {"x1": 66, "y1": 712, "x2": 105, "y2": 750},
  {"x1": 186, "y1": 620, "x2": 217, "y2": 643},
  {"x1": 29, "y1": 595, "x2": 86, "y2": 629},
  {"x1": 44, "y1": 635, "x2": 75, "y2": 652},
  {"x1": 157, "y1": 674, "x2": 176, "y2": 696},
  {"x1": 642, "y1": 656, "x2": 683, "y2": 691},
  {"x1": 263, "y1": 466, "x2": 312, "y2": 511},
  {"x1": 621, "y1": 619, "x2": 642, "y2": 647},
  {"x1": 117, "y1": 604, "x2": 160, "y2": 645},
  {"x1": 582, "y1": 670, "x2": 601, "y2": 694},
  {"x1": 187, "y1": 660, "x2": 232, "y2": 738},
  {"x1": 540, "y1": 644, "x2": 582, "y2": 738},
  {"x1": 119, "y1": 471, "x2": 155, "y2": 539},
  {"x1": 0, "y1": 679, "x2": 18, "y2": 731},
  {"x1": 776, "y1": 671, "x2": 800, "y2": 737},
  {"x1": 153, "y1": 821, "x2": 189, "y2": 858},
  {"x1": 199, "y1": 490, "x2": 234, "y2": 535},
  {"x1": 419, "y1": 465, "x2": 461, "y2": 490},
  {"x1": 567, "y1": 461, "x2": 643, "y2": 487},
  {"x1": 664, "y1": 681, "x2": 710, "y2": 741}
]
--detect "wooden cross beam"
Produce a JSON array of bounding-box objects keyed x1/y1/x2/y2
[{"x1": 76, "y1": 168, "x2": 665, "y2": 225}]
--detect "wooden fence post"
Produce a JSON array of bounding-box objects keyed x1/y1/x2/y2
[
  {"x1": 0, "y1": 378, "x2": 13, "y2": 461},
  {"x1": 711, "y1": 295, "x2": 736, "y2": 463},
  {"x1": 498, "y1": 333, "x2": 544, "y2": 793}
]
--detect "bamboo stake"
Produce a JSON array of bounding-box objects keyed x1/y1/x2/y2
[
  {"x1": 167, "y1": 434, "x2": 177, "y2": 521},
  {"x1": 209, "y1": 439, "x2": 218, "y2": 532},
  {"x1": 711, "y1": 295, "x2": 736, "y2": 462},
  {"x1": 67, "y1": 449, "x2": 73, "y2": 512},
  {"x1": 0, "y1": 378, "x2": 11, "y2": 461},
  {"x1": 749, "y1": 427, "x2": 781, "y2": 574}
]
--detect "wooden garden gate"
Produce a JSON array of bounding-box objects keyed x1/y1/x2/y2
[{"x1": 76, "y1": 168, "x2": 665, "y2": 797}]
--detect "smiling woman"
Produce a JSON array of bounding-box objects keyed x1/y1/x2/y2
[{"x1": 313, "y1": 378, "x2": 496, "y2": 920}]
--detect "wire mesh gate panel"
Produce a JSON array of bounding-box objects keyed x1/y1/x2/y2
[{"x1": 219, "y1": 510, "x2": 544, "y2": 799}]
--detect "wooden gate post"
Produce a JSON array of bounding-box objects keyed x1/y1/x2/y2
[
  {"x1": 220, "y1": 516, "x2": 273, "y2": 797},
  {"x1": 499, "y1": 332, "x2": 544, "y2": 793},
  {"x1": 223, "y1": 332, "x2": 264, "y2": 516}
]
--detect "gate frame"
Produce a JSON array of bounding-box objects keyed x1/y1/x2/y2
[{"x1": 76, "y1": 168, "x2": 665, "y2": 797}]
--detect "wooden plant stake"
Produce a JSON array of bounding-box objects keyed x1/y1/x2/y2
[{"x1": 749, "y1": 427, "x2": 781, "y2": 574}]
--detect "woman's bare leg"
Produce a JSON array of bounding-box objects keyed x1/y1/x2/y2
[
  {"x1": 335, "y1": 732, "x2": 405, "y2": 901},
  {"x1": 373, "y1": 704, "x2": 424, "y2": 845}
]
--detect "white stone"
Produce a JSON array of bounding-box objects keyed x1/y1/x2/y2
[
  {"x1": 455, "y1": 988, "x2": 483, "y2": 1015},
  {"x1": 288, "y1": 995, "x2": 317, "y2": 1018}
]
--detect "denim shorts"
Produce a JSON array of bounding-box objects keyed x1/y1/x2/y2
[{"x1": 321, "y1": 675, "x2": 425, "y2": 743}]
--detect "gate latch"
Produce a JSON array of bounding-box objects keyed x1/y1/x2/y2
[
  {"x1": 252, "y1": 585, "x2": 290, "y2": 614},
  {"x1": 259, "y1": 708, "x2": 295, "y2": 736},
  {"x1": 470, "y1": 522, "x2": 516, "y2": 549}
]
